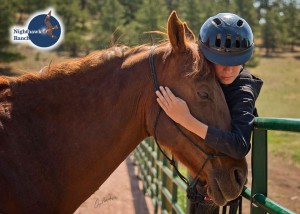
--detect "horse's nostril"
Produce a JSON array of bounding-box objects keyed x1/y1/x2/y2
[{"x1": 233, "y1": 168, "x2": 243, "y2": 186}]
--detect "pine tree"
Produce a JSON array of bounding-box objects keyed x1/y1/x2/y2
[
  {"x1": 210, "y1": 0, "x2": 237, "y2": 14},
  {"x1": 55, "y1": 0, "x2": 90, "y2": 56},
  {"x1": 124, "y1": 0, "x2": 169, "y2": 45},
  {"x1": 86, "y1": 0, "x2": 106, "y2": 16},
  {"x1": 255, "y1": 0, "x2": 288, "y2": 54},
  {"x1": 234, "y1": 0, "x2": 258, "y2": 31},
  {"x1": 283, "y1": 0, "x2": 300, "y2": 52},
  {"x1": 119, "y1": 0, "x2": 144, "y2": 25},
  {"x1": 164, "y1": 0, "x2": 180, "y2": 13},
  {"x1": 20, "y1": 0, "x2": 53, "y2": 14},
  {"x1": 64, "y1": 31, "x2": 85, "y2": 57},
  {"x1": 178, "y1": 0, "x2": 203, "y2": 34},
  {"x1": 100, "y1": 0, "x2": 125, "y2": 33},
  {"x1": 0, "y1": 0, "x2": 16, "y2": 51},
  {"x1": 92, "y1": 0, "x2": 125, "y2": 49}
]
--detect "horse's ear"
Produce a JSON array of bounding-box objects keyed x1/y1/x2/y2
[
  {"x1": 167, "y1": 11, "x2": 186, "y2": 53},
  {"x1": 183, "y1": 22, "x2": 195, "y2": 42}
]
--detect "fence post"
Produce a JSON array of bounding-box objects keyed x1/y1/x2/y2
[
  {"x1": 172, "y1": 165, "x2": 178, "y2": 214},
  {"x1": 186, "y1": 174, "x2": 192, "y2": 214},
  {"x1": 155, "y1": 141, "x2": 160, "y2": 213},
  {"x1": 162, "y1": 151, "x2": 168, "y2": 213},
  {"x1": 251, "y1": 128, "x2": 268, "y2": 214}
]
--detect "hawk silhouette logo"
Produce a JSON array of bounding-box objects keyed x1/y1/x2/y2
[{"x1": 44, "y1": 10, "x2": 59, "y2": 39}]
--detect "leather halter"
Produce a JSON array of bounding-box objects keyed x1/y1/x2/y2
[{"x1": 148, "y1": 46, "x2": 226, "y2": 202}]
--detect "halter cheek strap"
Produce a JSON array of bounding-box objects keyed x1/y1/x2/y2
[{"x1": 148, "y1": 46, "x2": 226, "y2": 202}]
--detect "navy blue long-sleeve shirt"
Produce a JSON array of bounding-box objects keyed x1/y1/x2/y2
[{"x1": 204, "y1": 69, "x2": 263, "y2": 159}]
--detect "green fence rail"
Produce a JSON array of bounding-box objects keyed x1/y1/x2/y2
[
  {"x1": 132, "y1": 117, "x2": 299, "y2": 213},
  {"x1": 241, "y1": 117, "x2": 299, "y2": 214}
]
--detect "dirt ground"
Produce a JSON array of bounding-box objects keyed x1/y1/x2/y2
[
  {"x1": 74, "y1": 157, "x2": 154, "y2": 214},
  {"x1": 250, "y1": 153, "x2": 300, "y2": 213},
  {"x1": 243, "y1": 153, "x2": 300, "y2": 214},
  {"x1": 74, "y1": 153, "x2": 299, "y2": 214}
]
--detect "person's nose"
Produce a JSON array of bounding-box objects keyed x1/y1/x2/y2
[{"x1": 223, "y1": 66, "x2": 233, "y2": 74}]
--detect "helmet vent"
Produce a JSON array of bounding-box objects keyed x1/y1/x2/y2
[
  {"x1": 215, "y1": 34, "x2": 221, "y2": 47},
  {"x1": 236, "y1": 36, "x2": 241, "y2": 48},
  {"x1": 225, "y1": 35, "x2": 231, "y2": 48},
  {"x1": 213, "y1": 18, "x2": 221, "y2": 25},
  {"x1": 242, "y1": 39, "x2": 248, "y2": 48},
  {"x1": 237, "y1": 19, "x2": 244, "y2": 27}
]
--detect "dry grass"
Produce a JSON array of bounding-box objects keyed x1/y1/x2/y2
[{"x1": 248, "y1": 48, "x2": 300, "y2": 165}]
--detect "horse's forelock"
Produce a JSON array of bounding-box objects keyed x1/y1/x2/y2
[{"x1": 185, "y1": 42, "x2": 214, "y2": 80}]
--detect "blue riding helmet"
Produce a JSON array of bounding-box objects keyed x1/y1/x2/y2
[{"x1": 199, "y1": 13, "x2": 254, "y2": 66}]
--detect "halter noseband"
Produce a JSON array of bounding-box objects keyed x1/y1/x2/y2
[{"x1": 148, "y1": 46, "x2": 226, "y2": 202}]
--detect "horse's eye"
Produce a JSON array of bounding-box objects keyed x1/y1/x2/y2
[{"x1": 197, "y1": 91, "x2": 209, "y2": 99}]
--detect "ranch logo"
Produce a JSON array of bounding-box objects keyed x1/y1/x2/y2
[{"x1": 10, "y1": 8, "x2": 64, "y2": 50}]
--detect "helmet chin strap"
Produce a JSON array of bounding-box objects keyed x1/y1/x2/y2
[{"x1": 240, "y1": 65, "x2": 244, "y2": 73}]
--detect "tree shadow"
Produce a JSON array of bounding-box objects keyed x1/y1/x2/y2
[
  {"x1": 0, "y1": 51, "x2": 25, "y2": 63},
  {"x1": 294, "y1": 55, "x2": 300, "y2": 60},
  {"x1": 126, "y1": 157, "x2": 152, "y2": 214},
  {"x1": 261, "y1": 54, "x2": 285, "y2": 59},
  {"x1": 0, "y1": 66, "x2": 20, "y2": 76}
]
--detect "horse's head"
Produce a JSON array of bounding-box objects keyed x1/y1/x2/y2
[{"x1": 146, "y1": 11, "x2": 248, "y2": 206}]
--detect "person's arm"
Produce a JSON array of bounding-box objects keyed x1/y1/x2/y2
[
  {"x1": 156, "y1": 86, "x2": 255, "y2": 159},
  {"x1": 155, "y1": 86, "x2": 208, "y2": 139}
]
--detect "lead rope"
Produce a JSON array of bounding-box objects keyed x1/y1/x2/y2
[
  {"x1": 222, "y1": 194, "x2": 243, "y2": 214},
  {"x1": 149, "y1": 46, "x2": 190, "y2": 186}
]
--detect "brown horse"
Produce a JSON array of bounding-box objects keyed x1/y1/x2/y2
[{"x1": 0, "y1": 12, "x2": 247, "y2": 213}]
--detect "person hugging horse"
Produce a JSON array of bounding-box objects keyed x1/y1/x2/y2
[{"x1": 156, "y1": 13, "x2": 263, "y2": 213}]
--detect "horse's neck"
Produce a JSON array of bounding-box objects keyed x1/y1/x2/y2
[
  {"x1": 95, "y1": 50, "x2": 155, "y2": 149},
  {"x1": 59, "y1": 48, "x2": 159, "y2": 210},
  {"x1": 61, "y1": 48, "x2": 158, "y2": 203}
]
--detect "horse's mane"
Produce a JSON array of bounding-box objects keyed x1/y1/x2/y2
[
  {"x1": 22, "y1": 31, "x2": 213, "y2": 82},
  {"x1": 38, "y1": 42, "x2": 166, "y2": 78}
]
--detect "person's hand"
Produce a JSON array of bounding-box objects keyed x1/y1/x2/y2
[{"x1": 155, "y1": 86, "x2": 192, "y2": 126}]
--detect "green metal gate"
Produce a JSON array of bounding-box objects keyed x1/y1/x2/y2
[
  {"x1": 132, "y1": 117, "x2": 300, "y2": 213},
  {"x1": 133, "y1": 137, "x2": 188, "y2": 213},
  {"x1": 241, "y1": 118, "x2": 299, "y2": 214}
]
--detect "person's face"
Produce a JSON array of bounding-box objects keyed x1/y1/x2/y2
[{"x1": 214, "y1": 64, "x2": 241, "y2": 85}]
